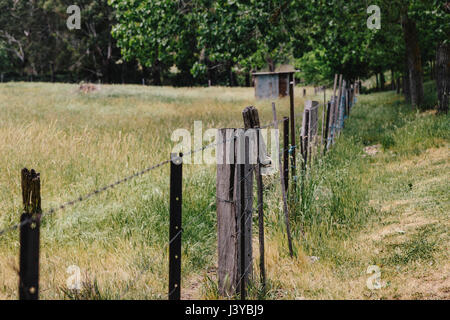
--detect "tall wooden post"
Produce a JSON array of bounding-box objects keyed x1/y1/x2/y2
[
  {"x1": 283, "y1": 117, "x2": 289, "y2": 192},
  {"x1": 242, "y1": 106, "x2": 265, "y2": 292},
  {"x1": 289, "y1": 73, "x2": 297, "y2": 189},
  {"x1": 255, "y1": 128, "x2": 265, "y2": 292},
  {"x1": 217, "y1": 128, "x2": 238, "y2": 296},
  {"x1": 330, "y1": 74, "x2": 338, "y2": 144},
  {"x1": 301, "y1": 109, "x2": 310, "y2": 168},
  {"x1": 323, "y1": 101, "x2": 332, "y2": 153},
  {"x1": 321, "y1": 86, "x2": 326, "y2": 149},
  {"x1": 333, "y1": 75, "x2": 343, "y2": 139},
  {"x1": 19, "y1": 168, "x2": 41, "y2": 300},
  {"x1": 272, "y1": 103, "x2": 294, "y2": 257}
]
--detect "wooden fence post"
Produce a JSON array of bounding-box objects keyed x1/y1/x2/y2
[
  {"x1": 329, "y1": 74, "x2": 338, "y2": 145},
  {"x1": 323, "y1": 101, "x2": 332, "y2": 153},
  {"x1": 272, "y1": 103, "x2": 294, "y2": 258},
  {"x1": 217, "y1": 125, "x2": 253, "y2": 298},
  {"x1": 283, "y1": 117, "x2": 289, "y2": 192},
  {"x1": 242, "y1": 106, "x2": 265, "y2": 292},
  {"x1": 301, "y1": 109, "x2": 310, "y2": 169},
  {"x1": 169, "y1": 153, "x2": 182, "y2": 300},
  {"x1": 19, "y1": 168, "x2": 41, "y2": 300},
  {"x1": 335, "y1": 75, "x2": 343, "y2": 135},
  {"x1": 217, "y1": 128, "x2": 238, "y2": 296},
  {"x1": 239, "y1": 142, "x2": 247, "y2": 300},
  {"x1": 255, "y1": 128, "x2": 266, "y2": 293},
  {"x1": 321, "y1": 86, "x2": 326, "y2": 150},
  {"x1": 289, "y1": 74, "x2": 297, "y2": 190}
]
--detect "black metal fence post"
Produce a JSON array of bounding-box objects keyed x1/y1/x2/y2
[
  {"x1": 19, "y1": 168, "x2": 41, "y2": 300},
  {"x1": 169, "y1": 153, "x2": 182, "y2": 300}
]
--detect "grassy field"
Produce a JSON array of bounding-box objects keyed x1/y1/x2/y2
[{"x1": 0, "y1": 82, "x2": 448, "y2": 299}]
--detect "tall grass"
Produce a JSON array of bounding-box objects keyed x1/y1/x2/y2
[
  {"x1": 0, "y1": 81, "x2": 447, "y2": 299},
  {"x1": 0, "y1": 82, "x2": 310, "y2": 299}
]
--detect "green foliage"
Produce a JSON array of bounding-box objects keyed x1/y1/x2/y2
[{"x1": 0, "y1": 0, "x2": 447, "y2": 86}]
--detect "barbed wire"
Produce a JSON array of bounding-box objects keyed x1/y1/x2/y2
[
  {"x1": 0, "y1": 159, "x2": 171, "y2": 238},
  {"x1": 0, "y1": 115, "x2": 301, "y2": 237}
]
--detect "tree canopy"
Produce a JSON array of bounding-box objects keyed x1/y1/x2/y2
[{"x1": 0, "y1": 0, "x2": 448, "y2": 110}]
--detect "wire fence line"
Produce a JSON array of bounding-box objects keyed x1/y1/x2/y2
[
  {"x1": 1, "y1": 81, "x2": 356, "y2": 300},
  {"x1": 0, "y1": 116, "x2": 292, "y2": 238}
]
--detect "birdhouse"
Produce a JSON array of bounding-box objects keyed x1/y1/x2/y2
[{"x1": 252, "y1": 70, "x2": 298, "y2": 100}]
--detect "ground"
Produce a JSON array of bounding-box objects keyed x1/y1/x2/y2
[{"x1": 0, "y1": 82, "x2": 448, "y2": 300}]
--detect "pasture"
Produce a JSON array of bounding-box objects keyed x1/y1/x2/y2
[
  {"x1": 0, "y1": 82, "x2": 448, "y2": 300},
  {"x1": 0, "y1": 83, "x2": 308, "y2": 299}
]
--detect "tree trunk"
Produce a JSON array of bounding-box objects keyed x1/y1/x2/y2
[
  {"x1": 227, "y1": 62, "x2": 237, "y2": 87},
  {"x1": 380, "y1": 72, "x2": 385, "y2": 90},
  {"x1": 245, "y1": 72, "x2": 250, "y2": 87},
  {"x1": 396, "y1": 77, "x2": 401, "y2": 94},
  {"x1": 376, "y1": 73, "x2": 379, "y2": 90},
  {"x1": 403, "y1": 71, "x2": 411, "y2": 103},
  {"x1": 402, "y1": 14, "x2": 424, "y2": 109},
  {"x1": 436, "y1": 42, "x2": 450, "y2": 114},
  {"x1": 391, "y1": 70, "x2": 395, "y2": 90},
  {"x1": 152, "y1": 60, "x2": 162, "y2": 86}
]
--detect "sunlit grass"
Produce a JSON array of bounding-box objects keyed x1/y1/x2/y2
[
  {"x1": 0, "y1": 81, "x2": 448, "y2": 300},
  {"x1": 0, "y1": 82, "x2": 312, "y2": 299}
]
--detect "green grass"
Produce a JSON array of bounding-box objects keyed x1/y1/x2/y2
[
  {"x1": 0, "y1": 81, "x2": 448, "y2": 300},
  {"x1": 258, "y1": 81, "x2": 449, "y2": 299},
  {"x1": 0, "y1": 82, "x2": 311, "y2": 299}
]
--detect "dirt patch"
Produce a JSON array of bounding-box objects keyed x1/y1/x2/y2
[
  {"x1": 364, "y1": 144, "x2": 382, "y2": 156},
  {"x1": 396, "y1": 262, "x2": 450, "y2": 299},
  {"x1": 79, "y1": 83, "x2": 100, "y2": 94}
]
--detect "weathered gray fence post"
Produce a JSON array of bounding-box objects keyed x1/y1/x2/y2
[
  {"x1": 216, "y1": 121, "x2": 254, "y2": 297},
  {"x1": 272, "y1": 103, "x2": 294, "y2": 258},
  {"x1": 217, "y1": 128, "x2": 238, "y2": 296},
  {"x1": 289, "y1": 74, "x2": 297, "y2": 190},
  {"x1": 283, "y1": 117, "x2": 289, "y2": 192},
  {"x1": 19, "y1": 168, "x2": 41, "y2": 300},
  {"x1": 301, "y1": 109, "x2": 310, "y2": 168},
  {"x1": 323, "y1": 101, "x2": 332, "y2": 153},
  {"x1": 242, "y1": 106, "x2": 266, "y2": 292}
]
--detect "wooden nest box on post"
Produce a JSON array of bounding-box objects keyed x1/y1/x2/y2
[{"x1": 252, "y1": 69, "x2": 299, "y2": 100}]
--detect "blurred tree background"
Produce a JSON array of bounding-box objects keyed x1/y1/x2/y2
[{"x1": 0, "y1": 0, "x2": 448, "y2": 110}]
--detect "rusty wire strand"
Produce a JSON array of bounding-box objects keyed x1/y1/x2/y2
[{"x1": 0, "y1": 118, "x2": 288, "y2": 237}]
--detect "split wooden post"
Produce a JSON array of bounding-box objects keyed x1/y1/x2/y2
[
  {"x1": 19, "y1": 168, "x2": 41, "y2": 300},
  {"x1": 301, "y1": 109, "x2": 310, "y2": 169},
  {"x1": 239, "y1": 146, "x2": 247, "y2": 300},
  {"x1": 255, "y1": 129, "x2": 266, "y2": 293},
  {"x1": 333, "y1": 74, "x2": 343, "y2": 139},
  {"x1": 321, "y1": 86, "x2": 326, "y2": 150},
  {"x1": 272, "y1": 103, "x2": 294, "y2": 258},
  {"x1": 289, "y1": 74, "x2": 297, "y2": 190},
  {"x1": 338, "y1": 80, "x2": 346, "y2": 134},
  {"x1": 323, "y1": 101, "x2": 332, "y2": 153},
  {"x1": 169, "y1": 153, "x2": 183, "y2": 300},
  {"x1": 330, "y1": 74, "x2": 338, "y2": 144},
  {"x1": 216, "y1": 128, "x2": 239, "y2": 296},
  {"x1": 216, "y1": 121, "x2": 254, "y2": 298},
  {"x1": 242, "y1": 106, "x2": 265, "y2": 293},
  {"x1": 283, "y1": 117, "x2": 289, "y2": 193}
]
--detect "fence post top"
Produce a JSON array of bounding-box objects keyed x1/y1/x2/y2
[{"x1": 171, "y1": 153, "x2": 183, "y2": 165}]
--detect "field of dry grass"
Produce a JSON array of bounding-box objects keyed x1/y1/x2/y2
[
  {"x1": 0, "y1": 82, "x2": 312, "y2": 299},
  {"x1": 0, "y1": 82, "x2": 448, "y2": 300}
]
